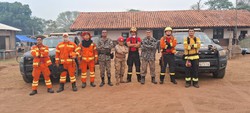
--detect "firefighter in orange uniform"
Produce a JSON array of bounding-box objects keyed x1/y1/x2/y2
[
  {"x1": 56, "y1": 33, "x2": 78, "y2": 93},
  {"x1": 29, "y1": 37, "x2": 54, "y2": 96},
  {"x1": 77, "y1": 32, "x2": 98, "y2": 88},
  {"x1": 159, "y1": 27, "x2": 177, "y2": 84}
]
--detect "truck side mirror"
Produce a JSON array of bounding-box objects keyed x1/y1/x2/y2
[{"x1": 212, "y1": 39, "x2": 220, "y2": 44}]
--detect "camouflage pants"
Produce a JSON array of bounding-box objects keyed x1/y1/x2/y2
[
  {"x1": 99, "y1": 60, "x2": 111, "y2": 78},
  {"x1": 115, "y1": 58, "x2": 126, "y2": 80},
  {"x1": 141, "y1": 59, "x2": 156, "y2": 77}
]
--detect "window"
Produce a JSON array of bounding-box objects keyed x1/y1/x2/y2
[
  {"x1": 122, "y1": 32, "x2": 129, "y2": 39},
  {"x1": 94, "y1": 30, "x2": 102, "y2": 36},
  {"x1": 213, "y1": 28, "x2": 224, "y2": 39}
]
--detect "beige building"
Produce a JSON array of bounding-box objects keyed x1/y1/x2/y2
[{"x1": 0, "y1": 23, "x2": 21, "y2": 50}]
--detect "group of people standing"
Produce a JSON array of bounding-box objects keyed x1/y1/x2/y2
[{"x1": 29, "y1": 27, "x2": 201, "y2": 96}]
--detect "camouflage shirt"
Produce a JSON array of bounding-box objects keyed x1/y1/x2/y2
[
  {"x1": 97, "y1": 38, "x2": 114, "y2": 61},
  {"x1": 141, "y1": 37, "x2": 157, "y2": 61}
]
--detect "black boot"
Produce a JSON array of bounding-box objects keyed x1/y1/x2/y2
[
  {"x1": 99, "y1": 77, "x2": 105, "y2": 87},
  {"x1": 29, "y1": 90, "x2": 37, "y2": 96},
  {"x1": 185, "y1": 81, "x2": 191, "y2": 88},
  {"x1": 72, "y1": 82, "x2": 78, "y2": 91},
  {"x1": 137, "y1": 74, "x2": 141, "y2": 82},
  {"x1": 47, "y1": 88, "x2": 54, "y2": 93},
  {"x1": 193, "y1": 81, "x2": 199, "y2": 88},
  {"x1": 141, "y1": 76, "x2": 145, "y2": 85},
  {"x1": 159, "y1": 75, "x2": 165, "y2": 84},
  {"x1": 90, "y1": 82, "x2": 96, "y2": 87},
  {"x1": 57, "y1": 83, "x2": 64, "y2": 93},
  {"x1": 108, "y1": 77, "x2": 113, "y2": 86},
  {"x1": 82, "y1": 82, "x2": 86, "y2": 88},
  {"x1": 151, "y1": 77, "x2": 157, "y2": 84},
  {"x1": 170, "y1": 76, "x2": 177, "y2": 84},
  {"x1": 126, "y1": 74, "x2": 132, "y2": 83}
]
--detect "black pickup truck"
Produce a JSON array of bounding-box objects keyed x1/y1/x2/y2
[
  {"x1": 173, "y1": 32, "x2": 227, "y2": 78},
  {"x1": 19, "y1": 36, "x2": 80, "y2": 83}
]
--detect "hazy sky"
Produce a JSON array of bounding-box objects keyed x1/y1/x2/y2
[{"x1": 0, "y1": 0, "x2": 237, "y2": 20}]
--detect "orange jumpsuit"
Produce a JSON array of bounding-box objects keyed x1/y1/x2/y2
[
  {"x1": 77, "y1": 43, "x2": 98, "y2": 83},
  {"x1": 55, "y1": 41, "x2": 78, "y2": 83},
  {"x1": 31, "y1": 45, "x2": 52, "y2": 90}
]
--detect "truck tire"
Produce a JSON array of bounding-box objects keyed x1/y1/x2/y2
[
  {"x1": 22, "y1": 74, "x2": 32, "y2": 83},
  {"x1": 213, "y1": 68, "x2": 225, "y2": 79}
]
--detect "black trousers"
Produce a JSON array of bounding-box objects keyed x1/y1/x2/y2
[
  {"x1": 127, "y1": 51, "x2": 140, "y2": 75},
  {"x1": 185, "y1": 59, "x2": 199, "y2": 83},
  {"x1": 160, "y1": 54, "x2": 175, "y2": 75}
]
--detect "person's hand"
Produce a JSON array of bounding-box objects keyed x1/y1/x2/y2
[{"x1": 56, "y1": 63, "x2": 59, "y2": 67}]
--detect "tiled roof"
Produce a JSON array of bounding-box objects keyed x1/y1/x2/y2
[{"x1": 70, "y1": 10, "x2": 250, "y2": 30}]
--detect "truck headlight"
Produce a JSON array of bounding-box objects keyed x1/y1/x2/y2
[
  {"x1": 219, "y1": 50, "x2": 227, "y2": 57},
  {"x1": 175, "y1": 51, "x2": 184, "y2": 57}
]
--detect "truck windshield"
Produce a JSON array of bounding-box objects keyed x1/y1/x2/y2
[
  {"x1": 43, "y1": 36, "x2": 75, "y2": 48},
  {"x1": 174, "y1": 32, "x2": 213, "y2": 44}
]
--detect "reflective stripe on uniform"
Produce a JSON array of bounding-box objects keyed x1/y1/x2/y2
[
  {"x1": 75, "y1": 47, "x2": 80, "y2": 52},
  {"x1": 70, "y1": 76, "x2": 76, "y2": 82},
  {"x1": 44, "y1": 50, "x2": 49, "y2": 52},
  {"x1": 165, "y1": 45, "x2": 168, "y2": 49},
  {"x1": 128, "y1": 72, "x2": 132, "y2": 75},
  {"x1": 185, "y1": 77, "x2": 191, "y2": 81},
  {"x1": 46, "y1": 60, "x2": 51, "y2": 64},
  {"x1": 90, "y1": 72, "x2": 95, "y2": 75},
  {"x1": 185, "y1": 55, "x2": 199, "y2": 60},
  {"x1": 67, "y1": 45, "x2": 74, "y2": 48},
  {"x1": 170, "y1": 73, "x2": 175, "y2": 76},
  {"x1": 60, "y1": 76, "x2": 66, "y2": 82},
  {"x1": 188, "y1": 45, "x2": 191, "y2": 50},
  {"x1": 90, "y1": 74, "x2": 95, "y2": 77},
  {"x1": 32, "y1": 81, "x2": 39, "y2": 86},
  {"x1": 35, "y1": 52, "x2": 39, "y2": 57},
  {"x1": 55, "y1": 58, "x2": 59, "y2": 61},
  {"x1": 66, "y1": 59, "x2": 73, "y2": 62},
  {"x1": 81, "y1": 73, "x2": 87, "y2": 78},
  {"x1": 59, "y1": 45, "x2": 65, "y2": 48},
  {"x1": 183, "y1": 41, "x2": 187, "y2": 44},
  {"x1": 136, "y1": 72, "x2": 140, "y2": 74},
  {"x1": 192, "y1": 78, "x2": 199, "y2": 82},
  {"x1": 45, "y1": 80, "x2": 52, "y2": 85},
  {"x1": 33, "y1": 62, "x2": 39, "y2": 66},
  {"x1": 193, "y1": 44, "x2": 198, "y2": 48},
  {"x1": 170, "y1": 43, "x2": 173, "y2": 47},
  {"x1": 56, "y1": 49, "x2": 60, "y2": 53},
  {"x1": 160, "y1": 73, "x2": 165, "y2": 76},
  {"x1": 82, "y1": 57, "x2": 94, "y2": 60}
]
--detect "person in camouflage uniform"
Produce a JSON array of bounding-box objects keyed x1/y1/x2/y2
[
  {"x1": 97, "y1": 30, "x2": 114, "y2": 87},
  {"x1": 140, "y1": 30, "x2": 158, "y2": 84},
  {"x1": 114, "y1": 36, "x2": 128, "y2": 85}
]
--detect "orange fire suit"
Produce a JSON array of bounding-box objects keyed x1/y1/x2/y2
[
  {"x1": 31, "y1": 45, "x2": 52, "y2": 90},
  {"x1": 55, "y1": 41, "x2": 78, "y2": 83},
  {"x1": 77, "y1": 43, "x2": 98, "y2": 83}
]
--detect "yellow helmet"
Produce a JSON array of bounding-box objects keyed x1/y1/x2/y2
[
  {"x1": 130, "y1": 27, "x2": 137, "y2": 32},
  {"x1": 164, "y1": 27, "x2": 172, "y2": 31}
]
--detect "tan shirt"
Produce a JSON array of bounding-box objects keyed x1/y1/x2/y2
[{"x1": 115, "y1": 45, "x2": 128, "y2": 60}]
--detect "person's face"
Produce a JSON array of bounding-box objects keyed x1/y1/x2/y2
[
  {"x1": 146, "y1": 31, "x2": 151, "y2": 38},
  {"x1": 131, "y1": 31, "x2": 136, "y2": 36},
  {"x1": 165, "y1": 30, "x2": 172, "y2": 36},
  {"x1": 118, "y1": 41, "x2": 124, "y2": 45},
  {"x1": 37, "y1": 38, "x2": 42, "y2": 45},
  {"x1": 83, "y1": 34, "x2": 90, "y2": 40},
  {"x1": 63, "y1": 36, "x2": 69, "y2": 42},
  {"x1": 188, "y1": 30, "x2": 195, "y2": 37},
  {"x1": 102, "y1": 31, "x2": 107, "y2": 38}
]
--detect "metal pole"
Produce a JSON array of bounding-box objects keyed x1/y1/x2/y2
[{"x1": 235, "y1": 0, "x2": 238, "y2": 45}]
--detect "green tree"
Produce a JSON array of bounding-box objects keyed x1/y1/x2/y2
[
  {"x1": 127, "y1": 9, "x2": 141, "y2": 12},
  {"x1": 0, "y1": 2, "x2": 44, "y2": 35},
  {"x1": 237, "y1": 0, "x2": 250, "y2": 11},
  {"x1": 43, "y1": 20, "x2": 59, "y2": 34},
  {"x1": 56, "y1": 11, "x2": 80, "y2": 32},
  {"x1": 205, "y1": 0, "x2": 234, "y2": 10}
]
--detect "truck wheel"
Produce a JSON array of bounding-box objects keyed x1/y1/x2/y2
[
  {"x1": 213, "y1": 68, "x2": 225, "y2": 79},
  {"x1": 22, "y1": 74, "x2": 32, "y2": 83}
]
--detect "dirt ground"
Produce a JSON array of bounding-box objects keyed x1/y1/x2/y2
[{"x1": 1, "y1": 54, "x2": 250, "y2": 113}]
